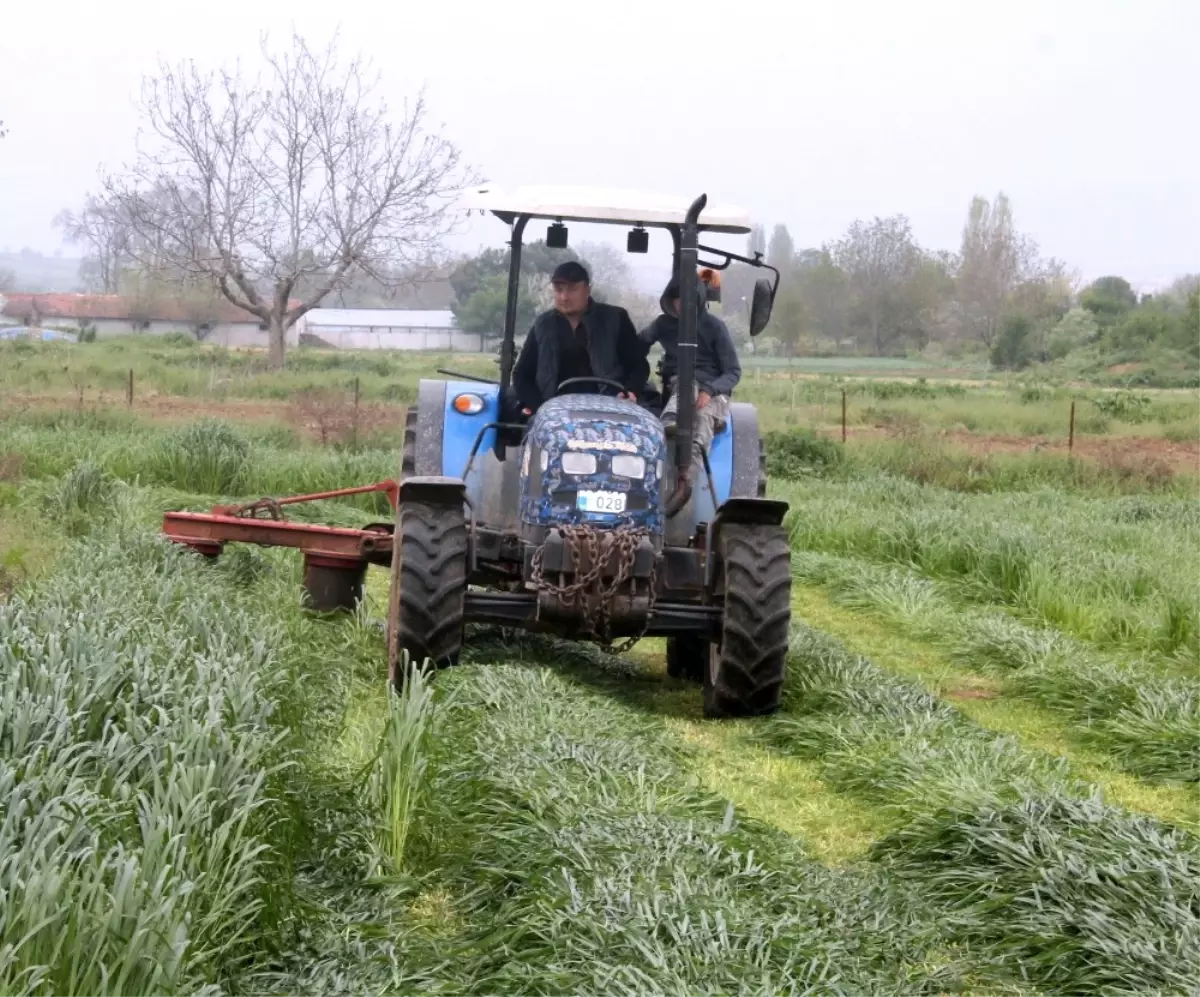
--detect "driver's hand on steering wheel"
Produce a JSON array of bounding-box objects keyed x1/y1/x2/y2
[{"x1": 619, "y1": 391, "x2": 637, "y2": 402}]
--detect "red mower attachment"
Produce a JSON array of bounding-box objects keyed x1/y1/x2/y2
[{"x1": 162, "y1": 480, "x2": 400, "y2": 611}]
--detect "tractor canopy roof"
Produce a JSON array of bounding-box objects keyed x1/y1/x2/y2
[{"x1": 462, "y1": 185, "x2": 752, "y2": 234}]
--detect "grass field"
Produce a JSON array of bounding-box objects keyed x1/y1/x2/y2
[{"x1": 1, "y1": 339, "x2": 1198, "y2": 995}]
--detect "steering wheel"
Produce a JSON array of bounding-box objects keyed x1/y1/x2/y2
[{"x1": 556, "y1": 376, "x2": 628, "y2": 396}]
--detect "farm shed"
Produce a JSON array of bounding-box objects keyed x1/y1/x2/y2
[{"x1": 295, "y1": 308, "x2": 483, "y2": 351}]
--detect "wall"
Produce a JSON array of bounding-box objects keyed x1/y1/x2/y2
[{"x1": 305, "y1": 327, "x2": 484, "y2": 351}]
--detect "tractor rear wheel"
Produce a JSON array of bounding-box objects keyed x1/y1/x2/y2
[
  {"x1": 386, "y1": 496, "x2": 468, "y2": 690},
  {"x1": 704, "y1": 523, "x2": 791, "y2": 718},
  {"x1": 666, "y1": 635, "x2": 707, "y2": 683}
]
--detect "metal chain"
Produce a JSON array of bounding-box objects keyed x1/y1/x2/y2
[{"x1": 529, "y1": 524, "x2": 656, "y2": 654}]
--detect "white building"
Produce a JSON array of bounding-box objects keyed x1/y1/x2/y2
[{"x1": 295, "y1": 308, "x2": 483, "y2": 352}]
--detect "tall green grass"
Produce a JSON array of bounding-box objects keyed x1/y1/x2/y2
[
  {"x1": 780, "y1": 476, "x2": 1200, "y2": 662},
  {"x1": 0, "y1": 528, "x2": 292, "y2": 994},
  {"x1": 366, "y1": 653, "x2": 436, "y2": 874},
  {"x1": 756, "y1": 625, "x2": 1200, "y2": 994},
  {"x1": 0, "y1": 420, "x2": 398, "y2": 514},
  {"x1": 792, "y1": 550, "x2": 1200, "y2": 782}
]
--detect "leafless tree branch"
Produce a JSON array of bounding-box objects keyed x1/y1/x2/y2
[{"x1": 100, "y1": 29, "x2": 477, "y2": 367}]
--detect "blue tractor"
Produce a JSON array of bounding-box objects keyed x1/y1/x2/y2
[{"x1": 387, "y1": 186, "x2": 792, "y2": 717}]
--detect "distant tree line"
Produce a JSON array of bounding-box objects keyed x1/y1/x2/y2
[{"x1": 695, "y1": 193, "x2": 1197, "y2": 377}]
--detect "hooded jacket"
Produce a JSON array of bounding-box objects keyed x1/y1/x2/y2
[{"x1": 638, "y1": 277, "x2": 742, "y2": 398}]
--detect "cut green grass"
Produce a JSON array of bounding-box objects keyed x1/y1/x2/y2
[
  {"x1": 792, "y1": 550, "x2": 1200, "y2": 785},
  {"x1": 755, "y1": 622, "x2": 1200, "y2": 995},
  {"x1": 790, "y1": 584, "x2": 1199, "y2": 829}
]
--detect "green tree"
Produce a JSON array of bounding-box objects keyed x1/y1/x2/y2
[
  {"x1": 449, "y1": 240, "x2": 585, "y2": 337},
  {"x1": 832, "y1": 215, "x2": 926, "y2": 355},
  {"x1": 793, "y1": 249, "x2": 849, "y2": 346},
  {"x1": 990, "y1": 314, "x2": 1033, "y2": 370},
  {"x1": 767, "y1": 225, "x2": 795, "y2": 272},
  {"x1": 1080, "y1": 276, "x2": 1138, "y2": 325},
  {"x1": 1047, "y1": 307, "x2": 1098, "y2": 359}
]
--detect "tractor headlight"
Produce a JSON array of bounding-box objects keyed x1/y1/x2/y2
[
  {"x1": 452, "y1": 392, "x2": 485, "y2": 415},
  {"x1": 611, "y1": 454, "x2": 645, "y2": 479},
  {"x1": 560, "y1": 452, "x2": 597, "y2": 475}
]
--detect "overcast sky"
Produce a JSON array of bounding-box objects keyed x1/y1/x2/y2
[{"x1": 1, "y1": 0, "x2": 1196, "y2": 291}]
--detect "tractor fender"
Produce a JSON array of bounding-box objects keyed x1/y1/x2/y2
[
  {"x1": 704, "y1": 497, "x2": 790, "y2": 593},
  {"x1": 398, "y1": 476, "x2": 468, "y2": 507}
]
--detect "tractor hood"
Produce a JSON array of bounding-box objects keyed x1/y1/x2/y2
[{"x1": 519, "y1": 394, "x2": 667, "y2": 537}]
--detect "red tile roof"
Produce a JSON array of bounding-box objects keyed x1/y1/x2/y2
[{"x1": 0, "y1": 293, "x2": 301, "y2": 325}]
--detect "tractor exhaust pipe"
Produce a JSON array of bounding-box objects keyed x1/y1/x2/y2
[{"x1": 666, "y1": 193, "x2": 706, "y2": 517}]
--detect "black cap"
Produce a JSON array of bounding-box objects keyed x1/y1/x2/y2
[{"x1": 551, "y1": 260, "x2": 590, "y2": 284}]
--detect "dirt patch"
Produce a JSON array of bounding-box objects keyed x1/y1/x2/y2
[
  {"x1": 941, "y1": 674, "x2": 1003, "y2": 701},
  {"x1": 0, "y1": 454, "x2": 23, "y2": 482},
  {"x1": 0, "y1": 392, "x2": 408, "y2": 444},
  {"x1": 834, "y1": 425, "x2": 1200, "y2": 474},
  {"x1": 1107, "y1": 362, "x2": 1145, "y2": 375}
]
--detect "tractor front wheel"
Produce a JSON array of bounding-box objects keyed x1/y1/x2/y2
[
  {"x1": 386, "y1": 496, "x2": 468, "y2": 690},
  {"x1": 704, "y1": 523, "x2": 791, "y2": 718}
]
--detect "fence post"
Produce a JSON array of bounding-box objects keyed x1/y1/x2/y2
[
  {"x1": 1068, "y1": 400, "x2": 1076, "y2": 455},
  {"x1": 127, "y1": 369, "x2": 134, "y2": 407},
  {"x1": 841, "y1": 389, "x2": 847, "y2": 444},
  {"x1": 352, "y1": 376, "x2": 361, "y2": 449}
]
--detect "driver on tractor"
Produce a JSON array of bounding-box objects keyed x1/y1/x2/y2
[
  {"x1": 512, "y1": 260, "x2": 649, "y2": 415},
  {"x1": 640, "y1": 271, "x2": 742, "y2": 462}
]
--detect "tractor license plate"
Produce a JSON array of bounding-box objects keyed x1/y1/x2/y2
[{"x1": 577, "y1": 490, "x2": 626, "y2": 514}]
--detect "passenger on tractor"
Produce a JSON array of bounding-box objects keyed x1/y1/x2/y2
[
  {"x1": 512, "y1": 260, "x2": 649, "y2": 416},
  {"x1": 639, "y1": 273, "x2": 742, "y2": 462}
]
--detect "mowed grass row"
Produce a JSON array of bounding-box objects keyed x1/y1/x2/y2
[
  {"x1": 779, "y1": 475, "x2": 1200, "y2": 662},
  {"x1": 292, "y1": 643, "x2": 961, "y2": 996},
  {"x1": 751, "y1": 624, "x2": 1200, "y2": 996},
  {"x1": 791, "y1": 551, "x2": 1200, "y2": 783}
]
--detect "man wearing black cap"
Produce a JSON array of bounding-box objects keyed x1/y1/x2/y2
[{"x1": 512, "y1": 260, "x2": 649, "y2": 414}]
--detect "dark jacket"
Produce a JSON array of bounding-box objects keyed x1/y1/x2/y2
[
  {"x1": 513, "y1": 298, "x2": 649, "y2": 412},
  {"x1": 639, "y1": 279, "x2": 742, "y2": 398}
]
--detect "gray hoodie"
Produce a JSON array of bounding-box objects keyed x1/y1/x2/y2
[{"x1": 638, "y1": 276, "x2": 742, "y2": 398}]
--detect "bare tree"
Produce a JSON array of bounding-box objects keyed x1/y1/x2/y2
[
  {"x1": 102, "y1": 31, "x2": 474, "y2": 368},
  {"x1": 54, "y1": 194, "x2": 131, "y2": 293}
]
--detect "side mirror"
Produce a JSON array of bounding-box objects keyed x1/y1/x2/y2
[{"x1": 749, "y1": 277, "x2": 775, "y2": 337}]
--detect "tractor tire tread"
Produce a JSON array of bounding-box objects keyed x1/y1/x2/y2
[
  {"x1": 401, "y1": 407, "x2": 417, "y2": 479},
  {"x1": 705, "y1": 523, "x2": 791, "y2": 718},
  {"x1": 388, "y1": 498, "x2": 467, "y2": 685}
]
